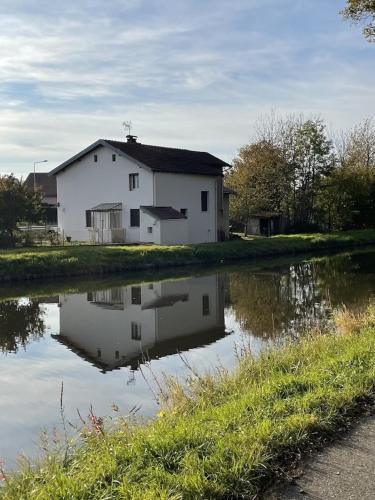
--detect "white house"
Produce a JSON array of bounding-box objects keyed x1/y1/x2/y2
[
  {"x1": 52, "y1": 274, "x2": 227, "y2": 372},
  {"x1": 50, "y1": 136, "x2": 233, "y2": 245}
]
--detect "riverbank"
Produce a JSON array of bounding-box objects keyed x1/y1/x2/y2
[
  {"x1": 0, "y1": 229, "x2": 375, "y2": 283},
  {"x1": 2, "y1": 306, "x2": 375, "y2": 499}
]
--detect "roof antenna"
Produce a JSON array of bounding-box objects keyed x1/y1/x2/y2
[
  {"x1": 123, "y1": 120, "x2": 138, "y2": 143},
  {"x1": 123, "y1": 120, "x2": 132, "y2": 135}
]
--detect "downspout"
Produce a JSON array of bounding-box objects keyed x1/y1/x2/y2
[{"x1": 215, "y1": 177, "x2": 218, "y2": 242}]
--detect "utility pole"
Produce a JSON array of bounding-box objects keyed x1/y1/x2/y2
[{"x1": 33, "y1": 160, "x2": 48, "y2": 191}]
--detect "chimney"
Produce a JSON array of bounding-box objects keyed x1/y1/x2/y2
[{"x1": 126, "y1": 135, "x2": 138, "y2": 143}]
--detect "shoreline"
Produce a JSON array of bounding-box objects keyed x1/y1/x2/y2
[{"x1": 0, "y1": 229, "x2": 375, "y2": 284}]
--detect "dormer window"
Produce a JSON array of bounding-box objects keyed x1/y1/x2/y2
[
  {"x1": 112, "y1": 154, "x2": 116, "y2": 162},
  {"x1": 94, "y1": 154, "x2": 98, "y2": 162}
]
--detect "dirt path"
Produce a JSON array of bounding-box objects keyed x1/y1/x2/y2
[{"x1": 266, "y1": 414, "x2": 375, "y2": 499}]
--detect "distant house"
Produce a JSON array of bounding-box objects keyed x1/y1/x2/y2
[
  {"x1": 24, "y1": 173, "x2": 58, "y2": 224},
  {"x1": 50, "y1": 136, "x2": 234, "y2": 244}
]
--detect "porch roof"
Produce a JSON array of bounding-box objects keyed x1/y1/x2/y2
[
  {"x1": 141, "y1": 206, "x2": 186, "y2": 220},
  {"x1": 91, "y1": 202, "x2": 122, "y2": 212}
]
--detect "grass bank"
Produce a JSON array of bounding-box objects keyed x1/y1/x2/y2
[
  {"x1": 2, "y1": 306, "x2": 375, "y2": 499},
  {"x1": 0, "y1": 229, "x2": 375, "y2": 283}
]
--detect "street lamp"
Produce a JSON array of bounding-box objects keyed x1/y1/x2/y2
[{"x1": 33, "y1": 160, "x2": 48, "y2": 192}]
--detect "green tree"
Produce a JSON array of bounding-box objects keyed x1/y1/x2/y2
[
  {"x1": 291, "y1": 119, "x2": 334, "y2": 229},
  {"x1": 342, "y1": 0, "x2": 375, "y2": 40},
  {"x1": 0, "y1": 174, "x2": 43, "y2": 246},
  {"x1": 230, "y1": 115, "x2": 334, "y2": 232},
  {"x1": 227, "y1": 141, "x2": 291, "y2": 231}
]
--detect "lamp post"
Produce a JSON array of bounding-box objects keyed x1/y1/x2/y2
[{"x1": 33, "y1": 160, "x2": 48, "y2": 192}]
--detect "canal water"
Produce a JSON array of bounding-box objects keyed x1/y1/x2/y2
[{"x1": 0, "y1": 248, "x2": 374, "y2": 468}]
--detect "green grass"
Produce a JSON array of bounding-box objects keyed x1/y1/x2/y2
[
  {"x1": 2, "y1": 306, "x2": 375, "y2": 499},
  {"x1": 0, "y1": 229, "x2": 375, "y2": 283}
]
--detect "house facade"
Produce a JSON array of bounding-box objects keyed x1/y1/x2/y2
[{"x1": 50, "y1": 136, "x2": 232, "y2": 245}]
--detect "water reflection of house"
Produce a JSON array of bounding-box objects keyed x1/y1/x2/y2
[{"x1": 52, "y1": 275, "x2": 227, "y2": 372}]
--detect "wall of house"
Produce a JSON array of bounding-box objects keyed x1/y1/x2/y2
[
  {"x1": 159, "y1": 219, "x2": 189, "y2": 245},
  {"x1": 154, "y1": 172, "x2": 218, "y2": 243},
  {"x1": 140, "y1": 211, "x2": 160, "y2": 244},
  {"x1": 247, "y1": 218, "x2": 261, "y2": 235},
  {"x1": 56, "y1": 145, "x2": 154, "y2": 242}
]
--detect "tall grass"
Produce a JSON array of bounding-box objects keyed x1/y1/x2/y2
[
  {"x1": 2, "y1": 305, "x2": 375, "y2": 499},
  {"x1": 0, "y1": 229, "x2": 375, "y2": 283}
]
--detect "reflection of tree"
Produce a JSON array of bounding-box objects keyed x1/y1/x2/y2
[
  {"x1": 229, "y1": 263, "x2": 328, "y2": 340},
  {"x1": 0, "y1": 300, "x2": 45, "y2": 353},
  {"x1": 312, "y1": 251, "x2": 375, "y2": 309},
  {"x1": 229, "y1": 250, "x2": 375, "y2": 340}
]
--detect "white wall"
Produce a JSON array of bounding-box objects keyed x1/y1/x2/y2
[
  {"x1": 160, "y1": 219, "x2": 189, "y2": 245},
  {"x1": 56, "y1": 145, "x2": 154, "y2": 242},
  {"x1": 140, "y1": 210, "x2": 160, "y2": 244},
  {"x1": 154, "y1": 172, "x2": 219, "y2": 243}
]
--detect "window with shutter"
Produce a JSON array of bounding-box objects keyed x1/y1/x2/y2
[
  {"x1": 201, "y1": 191, "x2": 208, "y2": 212},
  {"x1": 130, "y1": 209, "x2": 140, "y2": 227},
  {"x1": 85, "y1": 210, "x2": 92, "y2": 227}
]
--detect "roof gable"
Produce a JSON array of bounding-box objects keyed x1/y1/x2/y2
[{"x1": 50, "y1": 139, "x2": 229, "y2": 177}]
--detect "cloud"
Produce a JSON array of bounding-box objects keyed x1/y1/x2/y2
[{"x1": 0, "y1": 0, "x2": 374, "y2": 176}]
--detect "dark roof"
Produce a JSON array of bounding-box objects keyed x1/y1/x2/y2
[
  {"x1": 223, "y1": 186, "x2": 236, "y2": 195},
  {"x1": 141, "y1": 206, "x2": 186, "y2": 220},
  {"x1": 142, "y1": 293, "x2": 189, "y2": 310},
  {"x1": 91, "y1": 202, "x2": 122, "y2": 211},
  {"x1": 24, "y1": 173, "x2": 57, "y2": 197},
  {"x1": 52, "y1": 325, "x2": 227, "y2": 373},
  {"x1": 250, "y1": 212, "x2": 281, "y2": 219},
  {"x1": 50, "y1": 139, "x2": 230, "y2": 177}
]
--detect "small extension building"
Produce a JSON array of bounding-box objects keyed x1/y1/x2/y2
[{"x1": 50, "y1": 136, "x2": 233, "y2": 245}]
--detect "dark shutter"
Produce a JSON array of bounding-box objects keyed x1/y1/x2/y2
[
  {"x1": 201, "y1": 191, "x2": 208, "y2": 212},
  {"x1": 130, "y1": 209, "x2": 140, "y2": 227},
  {"x1": 202, "y1": 294, "x2": 210, "y2": 315},
  {"x1": 85, "y1": 210, "x2": 92, "y2": 227}
]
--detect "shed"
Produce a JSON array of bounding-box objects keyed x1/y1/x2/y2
[
  {"x1": 247, "y1": 212, "x2": 285, "y2": 237},
  {"x1": 140, "y1": 206, "x2": 189, "y2": 245}
]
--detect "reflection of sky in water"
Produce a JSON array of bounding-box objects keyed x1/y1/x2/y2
[
  {"x1": 0, "y1": 249, "x2": 374, "y2": 469},
  {"x1": 0, "y1": 305, "x2": 258, "y2": 469}
]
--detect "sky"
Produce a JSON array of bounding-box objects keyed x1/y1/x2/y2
[{"x1": 0, "y1": 0, "x2": 374, "y2": 178}]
